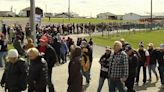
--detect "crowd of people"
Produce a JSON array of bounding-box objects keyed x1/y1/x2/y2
[
  {"x1": 0, "y1": 22, "x2": 164, "y2": 92},
  {"x1": 97, "y1": 39, "x2": 164, "y2": 92}
]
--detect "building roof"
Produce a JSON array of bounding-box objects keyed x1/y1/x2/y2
[
  {"x1": 124, "y1": 13, "x2": 141, "y2": 16},
  {"x1": 22, "y1": 7, "x2": 42, "y2": 11},
  {"x1": 55, "y1": 12, "x2": 70, "y2": 16},
  {"x1": 97, "y1": 12, "x2": 116, "y2": 16}
]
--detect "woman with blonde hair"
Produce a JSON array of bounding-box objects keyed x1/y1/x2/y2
[{"x1": 27, "y1": 48, "x2": 48, "y2": 92}]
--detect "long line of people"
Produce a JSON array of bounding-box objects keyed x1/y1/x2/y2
[{"x1": 96, "y1": 39, "x2": 164, "y2": 92}]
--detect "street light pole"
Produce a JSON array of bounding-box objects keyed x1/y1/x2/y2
[
  {"x1": 68, "y1": 0, "x2": 70, "y2": 21},
  {"x1": 150, "y1": 0, "x2": 153, "y2": 30},
  {"x1": 30, "y1": 0, "x2": 36, "y2": 43}
]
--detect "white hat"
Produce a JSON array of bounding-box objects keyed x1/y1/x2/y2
[{"x1": 8, "y1": 49, "x2": 19, "y2": 58}]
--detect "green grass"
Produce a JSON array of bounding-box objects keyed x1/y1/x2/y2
[
  {"x1": 42, "y1": 18, "x2": 128, "y2": 24},
  {"x1": 87, "y1": 30, "x2": 164, "y2": 49},
  {"x1": 0, "y1": 17, "x2": 129, "y2": 24}
]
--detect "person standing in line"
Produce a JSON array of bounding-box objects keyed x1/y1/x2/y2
[
  {"x1": 0, "y1": 49, "x2": 27, "y2": 92},
  {"x1": 24, "y1": 38, "x2": 35, "y2": 51},
  {"x1": 0, "y1": 33, "x2": 8, "y2": 68},
  {"x1": 147, "y1": 43, "x2": 159, "y2": 82},
  {"x1": 27, "y1": 48, "x2": 48, "y2": 92},
  {"x1": 81, "y1": 41, "x2": 92, "y2": 85},
  {"x1": 125, "y1": 45, "x2": 138, "y2": 92},
  {"x1": 108, "y1": 41, "x2": 129, "y2": 92},
  {"x1": 88, "y1": 38, "x2": 94, "y2": 47},
  {"x1": 67, "y1": 46, "x2": 82, "y2": 92},
  {"x1": 156, "y1": 44, "x2": 164, "y2": 88},
  {"x1": 13, "y1": 35, "x2": 26, "y2": 56},
  {"x1": 38, "y1": 36, "x2": 58, "y2": 92},
  {"x1": 97, "y1": 47, "x2": 111, "y2": 92},
  {"x1": 52, "y1": 38, "x2": 61, "y2": 65},
  {"x1": 60, "y1": 39, "x2": 69, "y2": 64},
  {"x1": 136, "y1": 42, "x2": 150, "y2": 85}
]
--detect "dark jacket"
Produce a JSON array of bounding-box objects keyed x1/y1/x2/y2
[
  {"x1": 1, "y1": 58, "x2": 27, "y2": 91},
  {"x1": 38, "y1": 44, "x2": 58, "y2": 68},
  {"x1": 67, "y1": 56, "x2": 82, "y2": 92},
  {"x1": 156, "y1": 51, "x2": 164, "y2": 67},
  {"x1": 128, "y1": 53, "x2": 138, "y2": 78},
  {"x1": 0, "y1": 40, "x2": 7, "y2": 52},
  {"x1": 28, "y1": 56, "x2": 48, "y2": 92},
  {"x1": 148, "y1": 49, "x2": 157, "y2": 65},
  {"x1": 13, "y1": 39, "x2": 25, "y2": 56},
  {"x1": 138, "y1": 49, "x2": 146, "y2": 64},
  {"x1": 52, "y1": 39, "x2": 61, "y2": 58},
  {"x1": 99, "y1": 53, "x2": 110, "y2": 78}
]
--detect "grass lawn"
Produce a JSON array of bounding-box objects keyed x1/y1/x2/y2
[
  {"x1": 87, "y1": 30, "x2": 164, "y2": 49},
  {"x1": 42, "y1": 18, "x2": 128, "y2": 24},
  {"x1": 0, "y1": 17, "x2": 129, "y2": 24}
]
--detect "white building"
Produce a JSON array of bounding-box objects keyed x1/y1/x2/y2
[
  {"x1": 19, "y1": 7, "x2": 43, "y2": 17},
  {"x1": 44, "y1": 13, "x2": 53, "y2": 17},
  {"x1": 0, "y1": 11, "x2": 15, "y2": 17},
  {"x1": 116, "y1": 15, "x2": 123, "y2": 20},
  {"x1": 123, "y1": 13, "x2": 141, "y2": 20},
  {"x1": 97, "y1": 12, "x2": 117, "y2": 19}
]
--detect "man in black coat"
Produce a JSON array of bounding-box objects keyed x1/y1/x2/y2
[
  {"x1": 38, "y1": 36, "x2": 58, "y2": 92},
  {"x1": 0, "y1": 49, "x2": 27, "y2": 92},
  {"x1": 51, "y1": 38, "x2": 61, "y2": 64},
  {"x1": 125, "y1": 45, "x2": 138, "y2": 92},
  {"x1": 13, "y1": 37, "x2": 25, "y2": 56},
  {"x1": 156, "y1": 44, "x2": 164, "y2": 88}
]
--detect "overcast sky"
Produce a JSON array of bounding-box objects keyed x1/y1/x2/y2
[{"x1": 0, "y1": 0, "x2": 164, "y2": 17}]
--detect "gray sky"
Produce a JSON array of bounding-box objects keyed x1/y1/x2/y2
[{"x1": 0, "y1": 0, "x2": 164, "y2": 17}]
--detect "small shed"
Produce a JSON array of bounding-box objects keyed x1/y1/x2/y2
[{"x1": 19, "y1": 7, "x2": 43, "y2": 17}]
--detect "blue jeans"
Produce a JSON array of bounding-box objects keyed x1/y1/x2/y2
[
  {"x1": 0, "y1": 52, "x2": 7, "y2": 67},
  {"x1": 158, "y1": 66, "x2": 164, "y2": 85},
  {"x1": 97, "y1": 77, "x2": 110, "y2": 92},
  {"x1": 148, "y1": 64, "x2": 158, "y2": 79},
  {"x1": 109, "y1": 78, "x2": 125, "y2": 92},
  {"x1": 82, "y1": 70, "x2": 90, "y2": 83}
]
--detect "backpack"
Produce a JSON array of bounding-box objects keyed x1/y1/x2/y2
[{"x1": 81, "y1": 54, "x2": 90, "y2": 72}]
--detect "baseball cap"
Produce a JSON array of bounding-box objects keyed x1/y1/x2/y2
[
  {"x1": 139, "y1": 42, "x2": 144, "y2": 47},
  {"x1": 125, "y1": 45, "x2": 132, "y2": 52},
  {"x1": 39, "y1": 36, "x2": 49, "y2": 43}
]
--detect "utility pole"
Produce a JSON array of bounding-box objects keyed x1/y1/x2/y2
[
  {"x1": 68, "y1": 0, "x2": 70, "y2": 21},
  {"x1": 150, "y1": 0, "x2": 153, "y2": 30},
  {"x1": 30, "y1": 0, "x2": 36, "y2": 43},
  {"x1": 45, "y1": 4, "x2": 47, "y2": 13}
]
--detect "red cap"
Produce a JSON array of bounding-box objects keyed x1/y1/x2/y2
[{"x1": 39, "y1": 36, "x2": 48, "y2": 43}]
